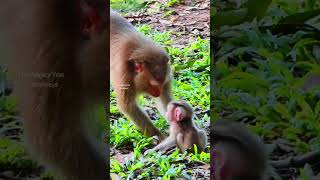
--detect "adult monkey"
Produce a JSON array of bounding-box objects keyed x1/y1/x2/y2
[
  {"x1": 1, "y1": 0, "x2": 108, "y2": 179},
  {"x1": 110, "y1": 9, "x2": 173, "y2": 140},
  {"x1": 1, "y1": 0, "x2": 172, "y2": 179}
]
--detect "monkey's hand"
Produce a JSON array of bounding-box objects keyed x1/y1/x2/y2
[
  {"x1": 144, "y1": 136, "x2": 164, "y2": 155},
  {"x1": 144, "y1": 148, "x2": 156, "y2": 156},
  {"x1": 151, "y1": 135, "x2": 161, "y2": 145},
  {"x1": 144, "y1": 137, "x2": 175, "y2": 156}
]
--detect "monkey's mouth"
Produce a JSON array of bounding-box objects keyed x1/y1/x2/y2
[{"x1": 148, "y1": 86, "x2": 161, "y2": 97}]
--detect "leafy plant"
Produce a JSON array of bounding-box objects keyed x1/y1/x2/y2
[
  {"x1": 111, "y1": 18, "x2": 209, "y2": 180},
  {"x1": 213, "y1": 0, "x2": 320, "y2": 178},
  {"x1": 111, "y1": 0, "x2": 147, "y2": 13}
]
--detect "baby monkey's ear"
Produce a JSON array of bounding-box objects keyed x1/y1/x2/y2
[{"x1": 175, "y1": 107, "x2": 183, "y2": 121}]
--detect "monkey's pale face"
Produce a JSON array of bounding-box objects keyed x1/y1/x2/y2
[
  {"x1": 134, "y1": 61, "x2": 170, "y2": 97},
  {"x1": 130, "y1": 44, "x2": 170, "y2": 97}
]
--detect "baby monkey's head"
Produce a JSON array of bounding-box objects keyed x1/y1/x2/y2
[{"x1": 166, "y1": 100, "x2": 193, "y2": 122}]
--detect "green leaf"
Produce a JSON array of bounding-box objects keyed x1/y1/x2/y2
[
  {"x1": 279, "y1": 9, "x2": 320, "y2": 24},
  {"x1": 245, "y1": 0, "x2": 272, "y2": 21},
  {"x1": 218, "y1": 72, "x2": 269, "y2": 93},
  {"x1": 212, "y1": 9, "x2": 247, "y2": 27},
  {"x1": 274, "y1": 103, "x2": 290, "y2": 120},
  {"x1": 295, "y1": 95, "x2": 314, "y2": 119},
  {"x1": 130, "y1": 162, "x2": 144, "y2": 171},
  {"x1": 314, "y1": 101, "x2": 320, "y2": 115},
  {"x1": 299, "y1": 164, "x2": 316, "y2": 179}
]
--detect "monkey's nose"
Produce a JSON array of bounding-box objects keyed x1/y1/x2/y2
[{"x1": 155, "y1": 77, "x2": 165, "y2": 84}]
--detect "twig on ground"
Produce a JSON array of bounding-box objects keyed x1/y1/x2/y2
[{"x1": 270, "y1": 150, "x2": 320, "y2": 169}]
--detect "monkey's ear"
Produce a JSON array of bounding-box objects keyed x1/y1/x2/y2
[
  {"x1": 134, "y1": 62, "x2": 143, "y2": 73},
  {"x1": 80, "y1": 1, "x2": 105, "y2": 36},
  {"x1": 175, "y1": 108, "x2": 182, "y2": 121}
]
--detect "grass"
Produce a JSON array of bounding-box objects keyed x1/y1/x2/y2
[
  {"x1": 0, "y1": 77, "x2": 31, "y2": 173},
  {"x1": 110, "y1": 0, "x2": 147, "y2": 13},
  {"x1": 213, "y1": 3, "x2": 320, "y2": 152},
  {"x1": 0, "y1": 0, "x2": 208, "y2": 179},
  {"x1": 0, "y1": 82, "x2": 33, "y2": 176},
  {"x1": 110, "y1": 1, "x2": 210, "y2": 178},
  {"x1": 212, "y1": 0, "x2": 320, "y2": 178},
  {"x1": 110, "y1": 24, "x2": 210, "y2": 178},
  {"x1": 110, "y1": 0, "x2": 184, "y2": 15}
]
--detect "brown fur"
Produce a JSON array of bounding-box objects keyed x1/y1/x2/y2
[
  {"x1": 212, "y1": 120, "x2": 267, "y2": 180},
  {"x1": 110, "y1": 9, "x2": 172, "y2": 140},
  {"x1": 170, "y1": 101, "x2": 207, "y2": 153},
  {"x1": 145, "y1": 100, "x2": 207, "y2": 154}
]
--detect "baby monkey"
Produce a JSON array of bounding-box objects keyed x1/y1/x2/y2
[
  {"x1": 145, "y1": 100, "x2": 207, "y2": 154},
  {"x1": 212, "y1": 120, "x2": 268, "y2": 180}
]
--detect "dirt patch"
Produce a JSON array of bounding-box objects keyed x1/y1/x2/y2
[{"x1": 125, "y1": 0, "x2": 210, "y2": 46}]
